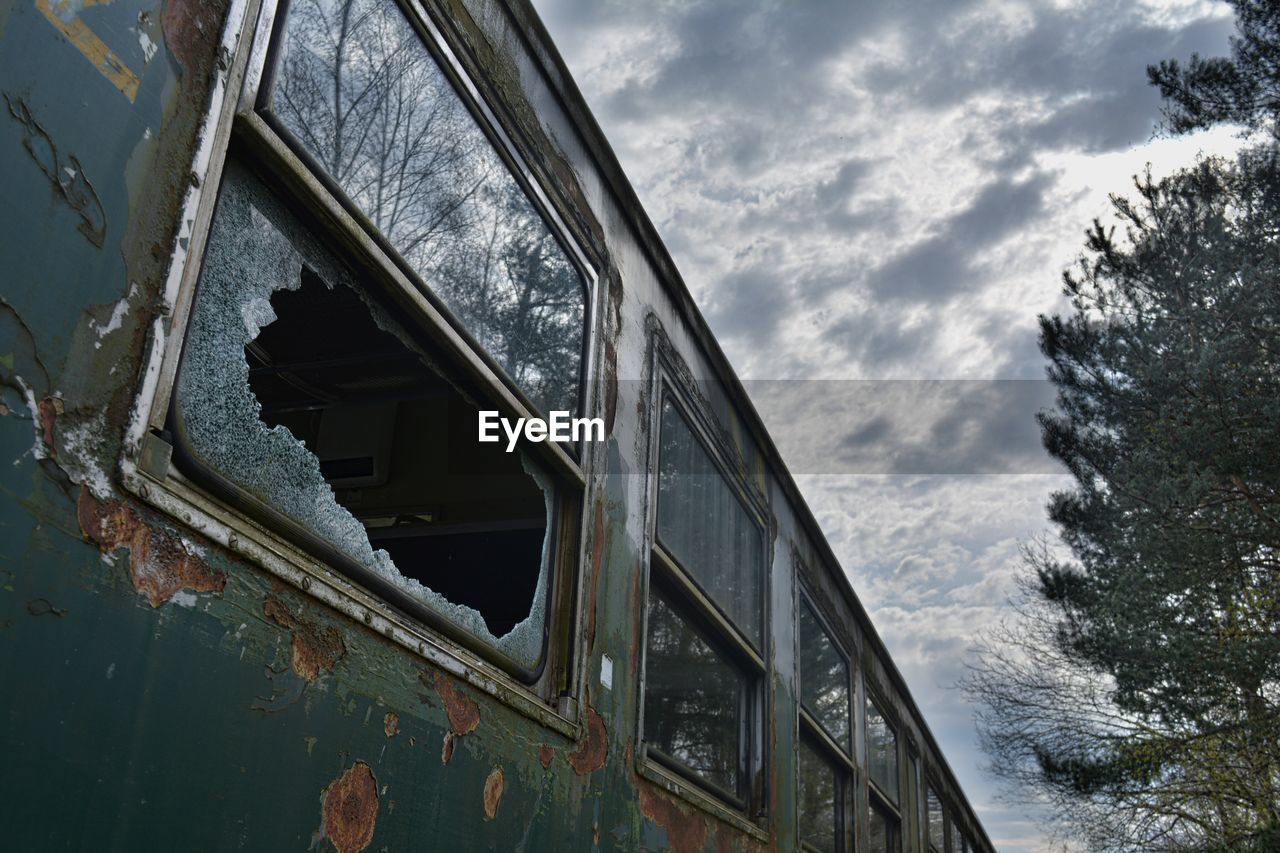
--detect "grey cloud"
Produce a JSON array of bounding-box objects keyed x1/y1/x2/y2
[
  {"x1": 862, "y1": 172, "x2": 1055, "y2": 304},
  {"x1": 705, "y1": 264, "x2": 790, "y2": 345},
  {"x1": 870, "y1": 7, "x2": 1234, "y2": 156},
  {"x1": 737, "y1": 379, "x2": 1060, "y2": 475},
  {"x1": 822, "y1": 311, "x2": 931, "y2": 370}
]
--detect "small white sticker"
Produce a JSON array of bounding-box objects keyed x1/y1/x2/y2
[{"x1": 600, "y1": 654, "x2": 614, "y2": 690}]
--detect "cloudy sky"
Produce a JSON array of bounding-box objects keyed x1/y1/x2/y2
[{"x1": 528, "y1": 0, "x2": 1241, "y2": 848}]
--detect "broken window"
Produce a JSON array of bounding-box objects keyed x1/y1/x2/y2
[
  {"x1": 642, "y1": 389, "x2": 767, "y2": 815},
  {"x1": 171, "y1": 162, "x2": 557, "y2": 677},
  {"x1": 261, "y1": 0, "x2": 586, "y2": 415}
]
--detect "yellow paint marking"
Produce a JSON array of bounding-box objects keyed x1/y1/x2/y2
[{"x1": 35, "y1": 0, "x2": 140, "y2": 102}]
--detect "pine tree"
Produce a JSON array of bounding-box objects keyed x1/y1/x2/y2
[{"x1": 967, "y1": 2, "x2": 1280, "y2": 848}]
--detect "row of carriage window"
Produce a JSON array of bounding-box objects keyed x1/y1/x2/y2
[{"x1": 170, "y1": 0, "x2": 981, "y2": 847}]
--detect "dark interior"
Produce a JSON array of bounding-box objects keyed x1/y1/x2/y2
[{"x1": 245, "y1": 270, "x2": 547, "y2": 637}]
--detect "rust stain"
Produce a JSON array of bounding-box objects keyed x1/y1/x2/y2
[
  {"x1": 482, "y1": 766, "x2": 504, "y2": 821},
  {"x1": 714, "y1": 824, "x2": 763, "y2": 853},
  {"x1": 602, "y1": 339, "x2": 618, "y2": 434},
  {"x1": 628, "y1": 560, "x2": 643, "y2": 678},
  {"x1": 638, "y1": 785, "x2": 708, "y2": 853},
  {"x1": 262, "y1": 594, "x2": 346, "y2": 682},
  {"x1": 714, "y1": 825, "x2": 733, "y2": 853},
  {"x1": 585, "y1": 501, "x2": 605, "y2": 654},
  {"x1": 568, "y1": 705, "x2": 607, "y2": 775},
  {"x1": 538, "y1": 744, "x2": 555, "y2": 769},
  {"x1": 441, "y1": 732, "x2": 455, "y2": 765},
  {"x1": 383, "y1": 712, "x2": 398, "y2": 738},
  {"x1": 162, "y1": 0, "x2": 225, "y2": 73},
  {"x1": 78, "y1": 487, "x2": 225, "y2": 607},
  {"x1": 36, "y1": 396, "x2": 61, "y2": 459},
  {"x1": 321, "y1": 761, "x2": 378, "y2": 853},
  {"x1": 432, "y1": 672, "x2": 480, "y2": 736}
]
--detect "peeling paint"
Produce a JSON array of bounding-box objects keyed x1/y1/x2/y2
[
  {"x1": 638, "y1": 785, "x2": 709, "y2": 853},
  {"x1": 320, "y1": 761, "x2": 378, "y2": 853},
  {"x1": 568, "y1": 705, "x2": 607, "y2": 775},
  {"x1": 482, "y1": 766, "x2": 504, "y2": 821},
  {"x1": 262, "y1": 594, "x2": 346, "y2": 682},
  {"x1": 441, "y1": 732, "x2": 455, "y2": 765},
  {"x1": 538, "y1": 744, "x2": 554, "y2": 769},
  {"x1": 382, "y1": 712, "x2": 398, "y2": 738},
  {"x1": 77, "y1": 487, "x2": 226, "y2": 607}
]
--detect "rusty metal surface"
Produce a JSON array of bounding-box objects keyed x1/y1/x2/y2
[{"x1": 0, "y1": 0, "x2": 994, "y2": 850}]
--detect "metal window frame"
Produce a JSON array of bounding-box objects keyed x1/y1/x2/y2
[
  {"x1": 925, "y1": 779, "x2": 947, "y2": 853},
  {"x1": 246, "y1": 0, "x2": 599, "y2": 434},
  {"x1": 865, "y1": 692, "x2": 902, "y2": 810},
  {"x1": 796, "y1": 727, "x2": 850, "y2": 853},
  {"x1": 633, "y1": 346, "x2": 773, "y2": 837},
  {"x1": 118, "y1": 0, "x2": 604, "y2": 739},
  {"x1": 867, "y1": 787, "x2": 904, "y2": 853},
  {"x1": 795, "y1": 576, "x2": 857, "y2": 853},
  {"x1": 796, "y1": 584, "x2": 854, "y2": 758}
]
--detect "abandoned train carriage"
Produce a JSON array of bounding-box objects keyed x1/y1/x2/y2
[{"x1": 0, "y1": 0, "x2": 995, "y2": 850}]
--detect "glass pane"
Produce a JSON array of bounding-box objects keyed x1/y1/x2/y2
[
  {"x1": 270, "y1": 0, "x2": 585, "y2": 414},
  {"x1": 643, "y1": 589, "x2": 743, "y2": 795},
  {"x1": 797, "y1": 739, "x2": 838, "y2": 853},
  {"x1": 656, "y1": 399, "x2": 764, "y2": 646},
  {"x1": 869, "y1": 800, "x2": 902, "y2": 853},
  {"x1": 798, "y1": 599, "x2": 850, "y2": 751},
  {"x1": 867, "y1": 699, "x2": 898, "y2": 803},
  {"x1": 927, "y1": 787, "x2": 944, "y2": 851},
  {"x1": 173, "y1": 162, "x2": 553, "y2": 671}
]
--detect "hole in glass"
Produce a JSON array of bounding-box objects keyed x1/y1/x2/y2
[{"x1": 171, "y1": 163, "x2": 553, "y2": 673}]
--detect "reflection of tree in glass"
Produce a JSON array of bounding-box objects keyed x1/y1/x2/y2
[
  {"x1": 867, "y1": 700, "x2": 898, "y2": 800},
  {"x1": 274, "y1": 0, "x2": 583, "y2": 413},
  {"x1": 643, "y1": 591, "x2": 742, "y2": 795},
  {"x1": 655, "y1": 400, "x2": 763, "y2": 646},
  {"x1": 798, "y1": 739, "x2": 838, "y2": 852},
  {"x1": 799, "y1": 599, "x2": 851, "y2": 750}
]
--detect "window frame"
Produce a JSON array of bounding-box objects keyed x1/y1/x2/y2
[
  {"x1": 925, "y1": 779, "x2": 947, "y2": 853},
  {"x1": 795, "y1": 581, "x2": 856, "y2": 853},
  {"x1": 865, "y1": 690, "x2": 904, "y2": 852},
  {"x1": 246, "y1": 0, "x2": 598, "y2": 434},
  {"x1": 635, "y1": 359, "x2": 772, "y2": 838},
  {"x1": 117, "y1": 0, "x2": 601, "y2": 737}
]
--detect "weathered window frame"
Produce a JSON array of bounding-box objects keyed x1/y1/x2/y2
[
  {"x1": 634, "y1": 356, "x2": 772, "y2": 839},
  {"x1": 926, "y1": 780, "x2": 947, "y2": 853},
  {"x1": 795, "y1": 582, "x2": 856, "y2": 853},
  {"x1": 118, "y1": 0, "x2": 600, "y2": 737},
  {"x1": 865, "y1": 690, "x2": 904, "y2": 852}
]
